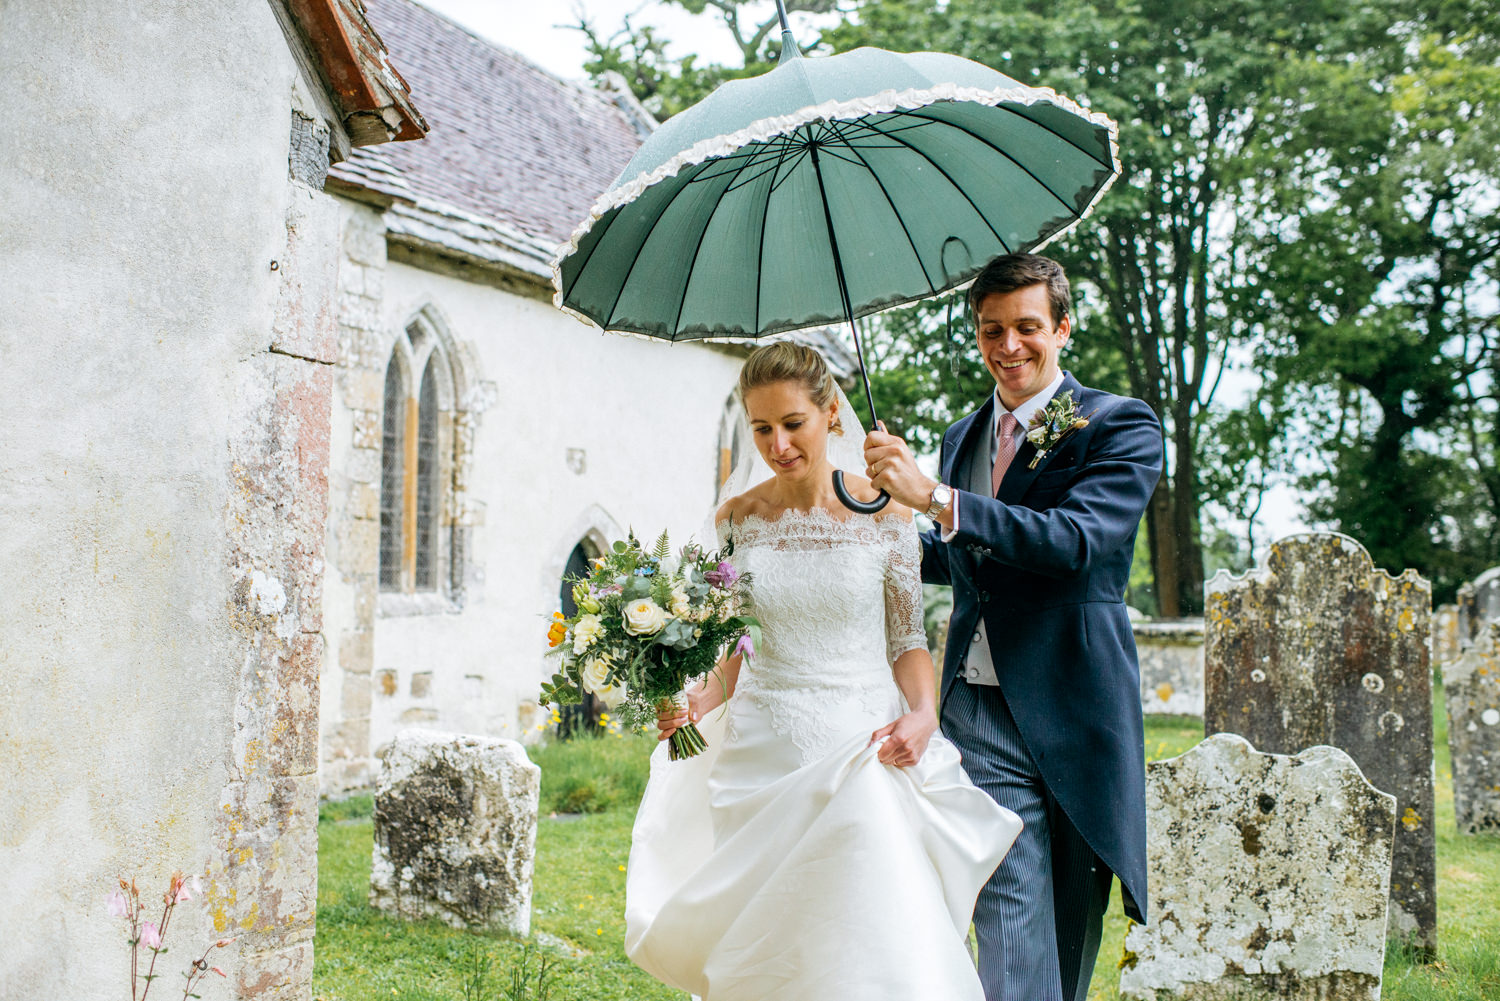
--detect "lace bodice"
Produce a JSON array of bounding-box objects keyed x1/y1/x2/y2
[{"x1": 716, "y1": 507, "x2": 928, "y2": 761}]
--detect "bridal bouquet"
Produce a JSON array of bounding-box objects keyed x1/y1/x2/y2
[{"x1": 540, "y1": 530, "x2": 756, "y2": 760}]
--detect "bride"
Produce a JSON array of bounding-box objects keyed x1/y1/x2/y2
[{"x1": 625, "y1": 342, "x2": 1022, "y2": 1000}]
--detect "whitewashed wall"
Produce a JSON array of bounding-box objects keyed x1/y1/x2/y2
[
  {"x1": 0, "y1": 3, "x2": 341, "y2": 997},
  {"x1": 320, "y1": 205, "x2": 745, "y2": 791}
]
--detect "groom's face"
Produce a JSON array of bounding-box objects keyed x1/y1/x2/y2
[{"x1": 974, "y1": 284, "x2": 1071, "y2": 411}]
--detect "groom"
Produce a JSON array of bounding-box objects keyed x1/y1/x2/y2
[{"x1": 865, "y1": 253, "x2": 1162, "y2": 1001}]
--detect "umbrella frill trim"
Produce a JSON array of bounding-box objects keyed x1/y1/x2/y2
[{"x1": 550, "y1": 80, "x2": 1121, "y2": 331}]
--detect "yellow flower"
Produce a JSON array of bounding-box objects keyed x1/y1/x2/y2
[{"x1": 547, "y1": 612, "x2": 568, "y2": 648}]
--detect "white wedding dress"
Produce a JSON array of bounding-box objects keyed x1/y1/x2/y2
[{"x1": 625, "y1": 508, "x2": 1022, "y2": 1001}]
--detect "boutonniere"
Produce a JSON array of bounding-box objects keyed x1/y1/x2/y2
[{"x1": 1025, "y1": 391, "x2": 1096, "y2": 469}]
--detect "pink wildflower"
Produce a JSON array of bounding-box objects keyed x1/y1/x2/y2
[
  {"x1": 106, "y1": 890, "x2": 129, "y2": 918},
  {"x1": 140, "y1": 922, "x2": 162, "y2": 949},
  {"x1": 734, "y1": 632, "x2": 755, "y2": 659},
  {"x1": 170, "y1": 870, "x2": 199, "y2": 903}
]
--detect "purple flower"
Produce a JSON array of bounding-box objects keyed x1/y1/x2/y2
[
  {"x1": 734, "y1": 633, "x2": 755, "y2": 660},
  {"x1": 704, "y1": 562, "x2": 739, "y2": 588}
]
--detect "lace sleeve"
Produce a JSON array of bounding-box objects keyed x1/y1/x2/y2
[{"x1": 884, "y1": 515, "x2": 928, "y2": 665}]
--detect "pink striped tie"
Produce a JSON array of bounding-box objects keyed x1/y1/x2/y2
[{"x1": 992, "y1": 413, "x2": 1020, "y2": 496}]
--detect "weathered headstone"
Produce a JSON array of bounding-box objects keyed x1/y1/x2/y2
[
  {"x1": 1121, "y1": 733, "x2": 1396, "y2": 1001},
  {"x1": 1442, "y1": 623, "x2": 1500, "y2": 834},
  {"x1": 1204, "y1": 532, "x2": 1436, "y2": 956},
  {"x1": 371, "y1": 729, "x2": 541, "y2": 932},
  {"x1": 1134, "y1": 618, "x2": 1205, "y2": 716},
  {"x1": 1457, "y1": 567, "x2": 1500, "y2": 650},
  {"x1": 1432, "y1": 603, "x2": 1461, "y2": 667}
]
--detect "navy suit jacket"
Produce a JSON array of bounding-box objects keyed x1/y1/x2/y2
[{"x1": 921, "y1": 372, "x2": 1162, "y2": 923}]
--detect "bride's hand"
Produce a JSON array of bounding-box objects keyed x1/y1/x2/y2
[
  {"x1": 869, "y1": 706, "x2": 939, "y2": 767},
  {"x1": 656, "y1": 680, "x2": 728, "y2": 741}
]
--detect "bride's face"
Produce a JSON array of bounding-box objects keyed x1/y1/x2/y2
[{"x1": 743, "y1": 380, "x2": 834, "y2": 482}]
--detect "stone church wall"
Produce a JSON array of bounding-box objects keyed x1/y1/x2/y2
[{"x1": 0, "y1": 3, "x2": 343, "y2": 997}]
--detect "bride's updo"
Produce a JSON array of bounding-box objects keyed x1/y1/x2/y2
[{"x1": 738, "y1": 342, "x2": 844, "y2": 436}]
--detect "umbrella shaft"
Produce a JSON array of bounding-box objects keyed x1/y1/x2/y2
[
  {"x1": 809, "y1": 143, "x2": 880, "y2": 429},
  {"x1": 774, "y1": 0, "x2": 791, "y2": 33}
]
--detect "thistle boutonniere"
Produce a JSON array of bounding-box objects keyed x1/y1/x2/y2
[{"x1": 1025, "y1": 391, "x2": 1096, "y2": 469}]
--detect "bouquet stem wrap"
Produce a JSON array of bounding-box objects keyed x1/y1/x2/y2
[{"x1": 657, "y1": 692, "x2": 707, "y2": 761}]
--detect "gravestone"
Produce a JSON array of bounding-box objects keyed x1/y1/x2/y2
[
  {"x1": 1120, "y1": 733, "x2": 1396, "y2": 1001},
  {"x1": 1457, "y1": 567, "x2": 1500, "y2": 650},
  {"x1": 1134, "y1": 618, "x2": 1205, "y2": 716},
  {"x1": 371, "y1": 729, "x2": 541, "y2": 933},
  {"x1": 1442, "y1": 623, "x2": 1500, "y2": 834},
  {"x1": 1204, "y1": 533, "x2": 1436, "y2": 956}
]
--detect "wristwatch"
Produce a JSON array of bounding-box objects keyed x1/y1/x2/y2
[{"x1": 924, "y1": 483, "x2": 953, "y2": 519}]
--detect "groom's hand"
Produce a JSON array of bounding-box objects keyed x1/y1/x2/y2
[{"x1": 864, "y1": 423, "x2": 936, "y2": 511}]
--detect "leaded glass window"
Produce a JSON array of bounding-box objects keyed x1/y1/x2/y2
[
  {"x1": 379, "y1": 354, "x2": 405, "y2": 591},
  {"x1": 377, "y1": 315, "x2": 460, "y2": 602},
  {"x1": 414, "y1": 359, "x2": 439, "y2": 591}
]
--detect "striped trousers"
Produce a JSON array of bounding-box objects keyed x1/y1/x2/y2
[{"x1": 941, "y1": 678, "x2": 1113, "y2": 1001}]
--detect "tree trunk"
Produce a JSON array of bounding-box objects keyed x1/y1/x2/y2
[
  {"x1": 1172, "y1": 403, "x2": 1205, "y2": 615},
  {"x1": 1150, "y1": 473, "x2": 1181, "y2": 618}
]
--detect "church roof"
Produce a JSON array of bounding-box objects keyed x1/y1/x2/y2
[{"x1": 328, "y1": 0, "x2": 645, "y2": 265}]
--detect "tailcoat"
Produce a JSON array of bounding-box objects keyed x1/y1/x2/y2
[{"x1": 921, "y1": 371, "x2": 1163, "y2": 921}]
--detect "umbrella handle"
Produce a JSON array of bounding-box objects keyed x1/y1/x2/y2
[{"x1": 832, "y1": 471, "x2": 890, "y2": 514}]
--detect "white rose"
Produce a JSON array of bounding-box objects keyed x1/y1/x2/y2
[
  {"x1": 623, "y1": 598, "x2": 667, "y2": 636},
  {"x1": 572, "y1": 614, "x2": 603, "y2": 654},
  {"x1": 669, "y1": 580, "x2": 692, "y2": 619},
  {"x1": 580, "y1": 654, "x2": 613, "y2": 695},
  {"x1": 596, "y1": 681, "x2": 627, "y2": 708}
]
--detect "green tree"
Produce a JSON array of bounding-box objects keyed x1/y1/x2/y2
[
  {"x1": 823, "y1": 0, "x2": 1399, "y2": 615},
  {"x1": 1237, "y1": 18, "x2": 1500, "y2": 599},
  {"x1": 573, "y1": 1, "x2": 837, "y2": 119}
]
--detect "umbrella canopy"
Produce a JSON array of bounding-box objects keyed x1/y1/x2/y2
[{"x1": 552, "y1": 45, "x2": 1119, "y2": 341}]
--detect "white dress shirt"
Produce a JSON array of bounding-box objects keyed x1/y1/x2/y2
[{"x1": 942, "y1": 371, "x2": 1064, "y2": 685}]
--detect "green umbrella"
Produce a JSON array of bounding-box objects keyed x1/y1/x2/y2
[{"x1": 553, "y1": 4, "x2": 1119, "y2": 512}]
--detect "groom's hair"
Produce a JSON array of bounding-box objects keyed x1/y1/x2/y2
[{"x1": 968, "y1": 254, "x2": 1072, "y2": 327}]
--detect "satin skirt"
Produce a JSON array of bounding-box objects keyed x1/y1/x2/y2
[{"x1": 625, "y1": 691, "x2": 1023, "y2": 1001}]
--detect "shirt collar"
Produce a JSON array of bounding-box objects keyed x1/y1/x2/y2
[{"x1": 993, "y1": 369, "x2": 1066, "y2": 439}]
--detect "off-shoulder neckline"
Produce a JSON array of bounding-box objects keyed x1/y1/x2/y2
[{"x1": 718, "y1": 506, "x2": 913, "y2": 533}]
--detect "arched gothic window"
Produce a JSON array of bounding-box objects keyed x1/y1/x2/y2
[
  {"x1": 557, "y1": 539, "x2": 605, "y2": 738},
  {"x1": 378, "y1": 320, "x2": 456, "y2": 596}
]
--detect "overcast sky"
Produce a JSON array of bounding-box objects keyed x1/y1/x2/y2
[{"x1": 417, "y1": 0, "x2": 776, "y2": 80}]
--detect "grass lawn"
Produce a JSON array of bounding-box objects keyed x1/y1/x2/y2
[{"x1": 315, "y1": 696, "x2": 1499, "y2": 1001}]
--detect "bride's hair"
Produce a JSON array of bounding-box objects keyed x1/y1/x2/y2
[{"x1": 738, "y1": 342, "x2": 844, "y2": 436}]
